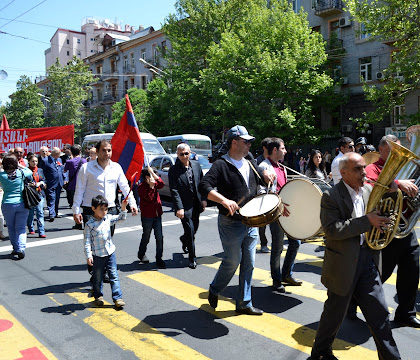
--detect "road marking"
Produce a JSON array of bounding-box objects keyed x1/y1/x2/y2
[
  {"x1": 65, "y1": 290, "x2": 211, "y2": 360},
  {"x1": 0, "y1": 305, "x2": 57, "y2": 360},
  {"x1": 0, "y1": 213, "x2": 218, "y2": 254},
  {"x1": 128, "y1": 271, "x2": 376, "y2": 360}
]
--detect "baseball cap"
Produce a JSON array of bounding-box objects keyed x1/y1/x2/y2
[
  {"x1": 355, "y1": 137, "x2": 367, "y2": 145},
  {"x1": 227, "y1": 125, "x2": 255, "y2": 141}
]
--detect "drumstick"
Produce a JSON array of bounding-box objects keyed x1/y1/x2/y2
[{"x1": 227, "y1": 195, "x2": 246, "y2": 216}]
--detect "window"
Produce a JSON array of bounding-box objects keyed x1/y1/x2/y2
[
  {"x1": 97, "y1": 89, "x2": 102, "y2": 101},
  {"x1": 141, "y1": 48, "x2": 146, "y2": 60},
  {"x1": 359, "y1": 23, "x2": 371, "y2": 40},
  {"x1": 311, "y1": 0, "x2": 318, "y2": 10},
  {"x1": 161, "y1": 41, "x2": 167, "y2": 56},
  {"x1": 329, "y1": 19, "x2": 340, "y2": 40},
  {"x1": 66, "y1": 39, "x2": 69, "y2": 44},
  {"x1": 67, "y1": 51, "x2": 70, "y2": 56},
  {"x1": 161, "y1": 157, "x2": 173, "y2": 171},
  {"x1": 124, "y1": 80, "x2": 128, "y2": 93},
  {"x1": 123, "y1": 55, "x2": 128, "y2": 69},
  {"x1": 111, "y1": 60, "x2": 116, "y2": 72},
  {"x1": 111, "y1": 83, "x2": 117, "y2": 98},
  {"x1": 77, "y1": 38, "x2": 81, "y2": 44},
  {"x1": 130, "y1": 52, "x2": 135, "y2": 68},
  {"x1": 360, "y1": 57, "x2": 372, "y2": 82},
  {"x1": 141, "y1": 75, "x2": 147, "y2": 89},
  {"x1": 96, "y1": 65, "x2": 102, "y2": 74},
  {"x1": 331, "y1": 62, "x2": 341, "y2": 81},
  {"x1": 152, "y1": 44, "x2": 158, "y2": 64},
  {"x1": 292, "y1": 0, "x2": 300, "y2": 13},
  {"x1": 393, "y1": 105, "x2": 405, "y2": 125},
  {"x1": 131, "y1": 78, "x2": 135, "y2": 88},
  {"x1": 150, "y1": 158, "x2": 162, "y2": 170}
]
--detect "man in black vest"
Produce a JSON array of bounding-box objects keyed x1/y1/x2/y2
[{"x1": 169, "y1": 143, "x2": 206, "y2": 269}]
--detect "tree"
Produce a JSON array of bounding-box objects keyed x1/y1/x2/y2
[
  {"x1": 5, "y1": 75, "x2": 45, "y2": 128},
  {"x1": 111, "y1": 88, "x2": 149, "y2": 131},
  {"x1": 46, "y1": 57, "x2": 94, "y2": 131},
  {"x1": 346, "y1": 0, "x2": 420, "y2": 125},
  {"x1": 150, "y1": 0, "x2": 334, "y2": 143}
]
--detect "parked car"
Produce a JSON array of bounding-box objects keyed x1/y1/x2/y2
[{"x1": 148, "y1": 154, "x2": 211, "y2": 197}]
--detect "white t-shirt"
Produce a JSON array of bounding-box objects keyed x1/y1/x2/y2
[
  {"x1": 331, "y1": 151, "x2": 344, "y2": 185},
  {"x1": 227, "y1": 155, "x2": 250, "y2": 187}
]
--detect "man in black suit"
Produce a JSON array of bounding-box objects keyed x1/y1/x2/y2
[
  {"x1": 169, "y1": 143, "x2": 206, "y2": 269},
  {"x1": 311, "y1": 152, "x2": 400, "y2": 360}
]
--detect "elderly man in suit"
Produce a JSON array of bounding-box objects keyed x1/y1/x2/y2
[
  {"x1": 41, "y1": 147, "x2": 64, "y2": 222},
  {"x1": 168, "y1": 143, "x2": 206, "y2": 269},
  {"x1": 311, "y1": 152, "x2": 400, "y2": 360}
]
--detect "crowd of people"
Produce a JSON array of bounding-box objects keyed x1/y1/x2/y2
[{"x1": 1, "y1": 128, "x2": 419, "y2": 359}]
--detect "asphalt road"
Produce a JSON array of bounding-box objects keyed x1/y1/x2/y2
[{"x1": 0, "y1": 193, "x2": 419, "y2": 360}]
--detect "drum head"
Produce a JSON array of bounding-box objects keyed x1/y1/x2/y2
[
  {"x1": 240, "y1": 193, "x2": 279, "y2": 217},
  {"x1": 278, "y1": 178, "x2": 323, "y2": 239}
]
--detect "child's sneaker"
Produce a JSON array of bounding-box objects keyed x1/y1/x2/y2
[
  {"x1": 114, "y1": 299, "x2": 125, "y2": 308},
  {"x1": 94, "y1": 296, "x2": 104, "y2": 306}
]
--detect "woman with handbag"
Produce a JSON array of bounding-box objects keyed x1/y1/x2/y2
[
  {"x1": 26, "y1": 155, "x2": 47, "y2": 238},
  {"x1": 63, "y1": 145, "x2": 86, "y2": 230},
  {"x1": 0, "y1": 154, "x2": 33, "y2": 259}
]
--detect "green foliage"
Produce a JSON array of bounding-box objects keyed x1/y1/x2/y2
[
  {"x1": 111, "y1": 88, "x2": 149, "y2": 131},
  {"x1": 46, "y1": 57, "x2": 94, "y2": 132},
  {"x1": 5, "y1": 75, "x2": 45, "y2": 128},
  {"x1": 346, "y1": 0, "x2": 420, "y2": 125},
  {"x1": 150, "y1": 0, "x2": 334, "y2": 143}
]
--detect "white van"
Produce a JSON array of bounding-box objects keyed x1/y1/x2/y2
[
  {"x1": 157, "y1": 134, "x2": 212, "y2": 157},
  {"x1": 82, "y1": 132, "x2": 166, "y2": 163}
]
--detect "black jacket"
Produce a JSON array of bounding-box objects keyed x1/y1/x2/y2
[
  {"x1": 199, "y1": 154, "x2": 265, "y2": 220},
  {"x1": 168, "y1": 158, "x2": 205, "y2": 218}
]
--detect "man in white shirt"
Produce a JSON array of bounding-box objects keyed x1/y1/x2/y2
[
  {"x1": 73, "y1": 140, "x2": 138, "y2": 228},
  {"x1": 330, "y1": 137, "x2": 354, "y2": 185}
]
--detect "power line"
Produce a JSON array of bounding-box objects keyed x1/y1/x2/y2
[
  {"x1": 0, "y1": 0, "x2": 16, "y2": 12},
  {"x1": 0, "y1": 0, "x2": 47, "y2": 29},
  {"x1": 0, "y1": 16, "x2": 57, "y2": 28}
]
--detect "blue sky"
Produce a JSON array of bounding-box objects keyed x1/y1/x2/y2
[{"x1": 0, "y1": 0, "x2": 177, "y2": 106}]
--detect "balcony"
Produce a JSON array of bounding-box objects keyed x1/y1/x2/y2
[
  {"x1": 102, "y1": 70, "x2": 119, "y2": 81},
  {"x1": 103, "y1": 94, "x2": 117, "y2": 104},
  {"x1": 123, "y1": 65, "x2": 136, "y2": 74},
  {"x1": 315, "y1": 0, "x2": 344, "y2": 18},
  {"x1": 90, "y1": 74, "x2": 104, "y2": 86}
]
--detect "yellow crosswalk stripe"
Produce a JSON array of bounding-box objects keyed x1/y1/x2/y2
[
  {"x1": 0, "y1": 305, "x2": 57, "y2": 360},
  {"x1": 128, "y1": 271, "x2": 377, "y2": 360},
  {"x1": 66, "y1": 290, "x2": 211, "y2": 360}
]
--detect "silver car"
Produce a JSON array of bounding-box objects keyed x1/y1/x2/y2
[{"x1": 148, "y1": 154, "x2": 211, "y2": 198}]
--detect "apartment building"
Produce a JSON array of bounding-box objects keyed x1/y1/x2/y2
[
  {"x1": 83, "y1": 28, "x2": 169, "y2": 133},
  {"x1": 292, "y1": 0, "x2": 418, "y2": 146},
  {"x1": 44, "y1": 17, "x2": 134, "y2": 69}
]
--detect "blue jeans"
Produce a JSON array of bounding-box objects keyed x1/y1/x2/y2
[
  {"x1": 138, "y1": 216, "x2": 163, "y2": 259},
  {"x1": 269, "y1": 221, "x2": 301, "y2": 282},
  {"x1": 210, "y1": 214, "x2": 258, "y2": 309},
  {"x1": 92, "y1": 252, "x2": 122, "y2": 301},
  {"x1": 2, "y1": 202, "x2": 29, "y2": 253},
  {"x1": 26, "y1": 197, "x2": 45, "y2": 236}
]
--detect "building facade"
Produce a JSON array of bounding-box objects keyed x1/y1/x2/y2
[{"x1": 292, "y1": 0, "x2": 418, "y2": 147}]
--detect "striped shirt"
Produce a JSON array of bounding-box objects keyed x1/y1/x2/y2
[{"x1": 84, "y1": 211, "x2": 127, "y2": 259}]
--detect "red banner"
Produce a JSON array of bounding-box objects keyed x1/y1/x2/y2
[{"x1": 0, "y1": 125, "x2": 74, "y2": 154}]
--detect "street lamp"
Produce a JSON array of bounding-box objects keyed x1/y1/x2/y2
[
  {"x1": 138, "y1": 57, "x2": 168, "y2": 75},
  {"x1": 37, "y1": 93, "x2": 50, "y2": 102}
]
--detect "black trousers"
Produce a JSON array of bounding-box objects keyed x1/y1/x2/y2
[
  {"x1": 312, "y1": 247, "x2": 400, "y2": 360},
  {"x1": 180, "y1": 201, "x2": 201, "y2": 262},
  {"x1": 381, "y1": 231, "x2": 419, "y2": 319},
  {"x1": 84, "y1": 206, "x2": 118, "y2": 275}
]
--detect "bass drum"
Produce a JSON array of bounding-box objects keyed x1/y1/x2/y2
[{"x1": 278, "y1": 178, "x2": 331, "y2": 239}]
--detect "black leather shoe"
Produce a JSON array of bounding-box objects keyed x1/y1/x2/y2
[
  {"x1": 283, "y1": 276, "x2": 302, "y2": 286},
  {"x1": 208, "y1": 290, "x2": 218, "y2": 309},
  {"x1": 394, "y1": 316, "x2": 420, "y2": 328},
  {"x1": 17, "y1": 251, "x2": 25, "y2": 260},
  {"x1": 235, "y1": 306, "x2": 263, "y2": 315},
  {"x1": 272, "y1": 281, "x2": 285, "y2": 293},
  {"x1": 188, "y1": 261, "x2": 197, "y2": 269},
  {"x1": 48, "y1": 217, "x2": 55, "y2": 222},
  {"x1": 156, "y1": 258, "x2": 166, "y2": 269}
]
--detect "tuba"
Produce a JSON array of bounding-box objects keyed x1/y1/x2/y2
[
  {"x1": 394, "y1": 125, "x2": 420, "y2": 238},
  {"x1": 365, "y1": 140, "x2": 419, "y2": 250}
]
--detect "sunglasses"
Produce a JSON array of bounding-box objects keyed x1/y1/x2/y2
[
  {"x1": 180, "y1": 152, "x2": 190, "y2": 156},
  {"x1": 236, "y1": 138, "x2": 252, "y2": 144}
]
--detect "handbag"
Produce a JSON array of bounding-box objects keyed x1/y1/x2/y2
[
  {"x1": 63, "y1": 158, "x2": 83, "y2": 190},
  {"x1": 20, "y1": 170, "x2": 41, "y2": 209}
]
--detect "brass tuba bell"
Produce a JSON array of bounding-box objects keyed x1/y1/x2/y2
[{"x1": 365, "y1": 140, "x2": 419, "y2": 250}]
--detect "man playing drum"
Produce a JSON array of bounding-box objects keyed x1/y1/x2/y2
[
  {"x1": 199, "y1": 125, "x2": 274, "y2": 315},
  {"x1": 258, "y1": 138, "x2": 301, "y2": 292}
]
